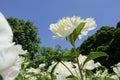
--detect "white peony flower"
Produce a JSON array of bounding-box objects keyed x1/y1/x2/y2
[
  {"x1": 113, "y1": 63, "x2": 120, "y2": 77},
  {"x1": 0, "y1": 12, "x2": 13, "y2": 49},
  {"x1": 49, "y1": 16, "x2": 96, "y2": 39},
  {"x1": 0, "y1": 45, "x2": 25, "y2": 80},
  {"x1": 95, "y1": 69, "x2": 108, "y2": 79},
  {"x1": 48, "y1": 61, "x2": 77, "y2": 80},
  {"x1": 0, "y1": 12, "x2": 27, "y2": 80}
]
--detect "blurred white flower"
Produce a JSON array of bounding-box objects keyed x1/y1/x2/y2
[
  {"x1": 83, "y1": 61, "x2": 101, "y2": 70},
  {"x1": 48, "y1": 61, "x2": 77, "y2": 80},
  {"x1": 95, "y1": 69, "x2": 108, "y2": 79},
  {"x1": 0, "y1": 45, "x2": 25, "y2": 80},
  {"x1": 78, "y1": 54, "x2": 101, "y2": 70},
  {"x1": 0, "y1": 12, "x2": 27, "y2": 80},
  {"x1": 39, "y1": 63, "x2": 45, "y2": 69},
  {"x1": 49, "y1": 16, "x2": 96, "y2": 39},
  {"x1": 113, "y1": 63, "x2": 120, "y2": 77},
  {"x1": 100, "y1": 69, "x2": 108, "y2": 78},
  {"x1": 23, "y1": 62, "x2": 30, "y2": 68},
  {"x1": 25, "y1": 75, "x2": 37, "y2": 80},
  {"x1": 28, "y1": 76, "x2": 37, "y2": 80},
  {"x1": 110, "y1": 75, "x2": 119, "y2": 80},
  {"x1": 78, "y1": 54, "x2": 87, "y2": 64},
  {"x1": 26, "y1": 67, "x2": 40, "y2": 74},
  {"x1": 24, "y1": 74, "x2": 31, "y2": 79},
  {"x1": 19, "y1": 49, "x2": 27, "y2": 55},
  {"x1": 26, "y1": 75, "x2": 37, "y2": 80},
  {"x1": 48, "y1": 54, "x2": 101, "y2": 80}
]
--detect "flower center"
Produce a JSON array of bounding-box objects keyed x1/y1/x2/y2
[{"x1": 57, "y1": 18, "x2": 70, "y2": 30}]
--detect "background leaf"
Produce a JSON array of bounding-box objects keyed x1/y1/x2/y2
[{"x1": 83, "y1": 52, "x2": 108, "y2": 67}]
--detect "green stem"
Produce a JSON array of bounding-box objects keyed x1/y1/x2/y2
[
  {"x1": 50, "y1": 62, "x2": 59, "y2": 80},
  {"x1": 60, "y1": 61, "x2": 74, "y2": 76},
  {"x1": 77, "y1": 58, "x2": 84, "y2": 80},
  {"x1": 0, "y1": 75, "x2": 3, "y2": 80},
  {"x1": 72, "y1": 44, "x2": 83, "y2": 80}
]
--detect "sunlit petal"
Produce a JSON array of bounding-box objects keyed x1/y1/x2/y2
[{"x1": 0, "y1": 12, "x2": 13, "y2": 49}]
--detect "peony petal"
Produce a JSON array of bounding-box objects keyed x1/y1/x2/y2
[
  {"x1": 1, "y1": 62, "x2": 21, "y2": 80},
  {"x1": 0, "y1": 12, "x2": 13, "y2": 49},
  {"x1": 0, "y1": 45, "x2": 22, "y2": 72},
  {"x1": 52, "y1": 36, "x2": 60, "y2": 39}
]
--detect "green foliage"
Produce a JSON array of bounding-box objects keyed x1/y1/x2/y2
[
  {"x1": 28, "y1": 46, "x2": 55, "y2": 68},
  {"x1": 28, "y1": 45, "x2": 68, "y2": 69},
  {"x1": 7, "y1": 17, "x2": 41, "y2": 59},
  {"x1": 62, "y1": 50, "x2": 73, "y2": 61},
  {"x1": 62, "y1": 50, "x2": 76, "y2": 62},
  {"x1": 117, "y1": 21, "x2": 120, "y2": 28},
  {"x1": 79, "y1": 22, "x2": 120, "y2": 70},
  {"x1": 66, "y1": 75, "x2": 78, "y2": 80}
]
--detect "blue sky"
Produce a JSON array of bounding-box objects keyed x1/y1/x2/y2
[{"x1": 0, "y1": 0, "x2": 120, "y2": 49}]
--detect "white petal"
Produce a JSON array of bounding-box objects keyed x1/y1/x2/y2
[
  {"x1": 48, "y1": 61, "x2": 77, "y2": 80},
  {"x1": 0, "y1": 45, "x2": 22, "y2": 72},
  {"x1": 0, "y1": 12, "x2": 13, "y2": 49},
  {"x1": 84, "y1": 18, "x2": 96, "y2": 31},
  {"x1": 52, "y1": 36, "x2": 60, "y2": 39},
  {"x1": 110, "y1": 75, "x2": 119, "y2": 80},
  {"x1": 79, "y1": 18, "x2": 96, "y2": 39},
  {"x1": 113, "y1": 67, "x2": 120, "y2": 77},
  {"x1": 1, "y1": 64, "x2": 21, "y2": 80}
]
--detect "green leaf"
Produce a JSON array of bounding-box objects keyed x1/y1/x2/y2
[
  {"x1": 68, "y1": 33, "x2": 75, "y2": 46},
  {"x1": 83, "y1": 52, "x2": 108, "y2": 67},
  {"x1": 66, "y1": 75, "x2": 78, "y2": 80},
  {"x1": 75, "y1": 22, "x2": 85, "y2": 36},
  {"x1": 92, "y1": 77, "x2": 101, "y2": 80},
  {"x1": 50, "y1": 62, "x2": 59, "y2": 80},
  {"x1": 67, "y1": 22, "x2": 85, "y2": 46},
  {"x1": 85, "y1": 70, "x2": 94, "y2": 78},
  {"x1": 62, "y1": 51, "x2": 71, "y2": 58}
]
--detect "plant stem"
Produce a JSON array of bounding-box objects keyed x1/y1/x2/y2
[
  {"x1": 73, "y1": 44, "x2": 83, "y2": 80},
  {"x1": 60, "y1": 61, "x2": 74, "y2": 76}
]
